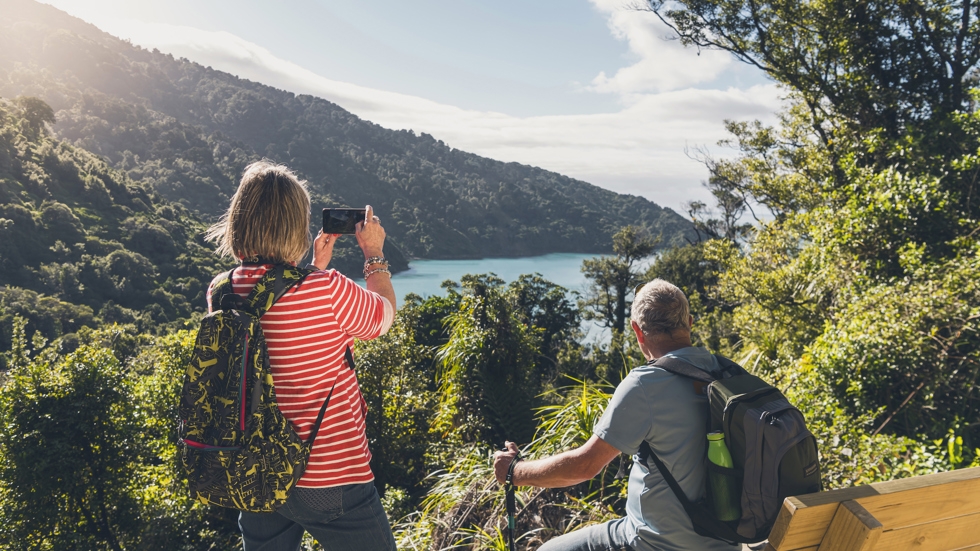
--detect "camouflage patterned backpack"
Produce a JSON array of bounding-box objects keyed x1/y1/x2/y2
[{"x1": 178, "y1": 264, "x2": 333, "y2": 512}]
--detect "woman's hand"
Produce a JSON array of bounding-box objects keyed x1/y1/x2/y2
[
  {"x1": 355, "y1": 204, "x2": 385, "y2": 258},
  {"x1": 355, "y1": 204, "x2": 395, "y2": 310},
  {"x1": 312, "y1": 230, "x2": 339, "y2": 271}
]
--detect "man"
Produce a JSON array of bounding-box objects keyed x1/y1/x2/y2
[{"x1": 493, "y1": 279, "x2": 736, "y2": 551}]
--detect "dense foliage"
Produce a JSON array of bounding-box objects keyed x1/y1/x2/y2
[
  {"x1": 643, "y1": 0, "x2": 980, "y2": 462},
  {"x1": 0, "y1": 98, "x2": 234, "y2": 362},
  {"x1": 0, "y1": 0, "x2": 693, "y2": 276},
  {"x1": 0, "y1": 272, "x2": 598, "y2": 550},
  {"x1": 0, "y1": 325, "x2": 240, "y2": 551}
]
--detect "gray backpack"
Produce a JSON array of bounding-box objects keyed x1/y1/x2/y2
[{"x1": 638, "y1": 355, "x2": 822, "y2": 544}]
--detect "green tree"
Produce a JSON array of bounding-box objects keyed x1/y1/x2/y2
[
  {"x1": 0, "y1": 325, "x2": 140, "y2": 551},
  {"x1": 506, "y1": 273, "x2": 581, "y2": 377},
  {"x1": 645, "y1": 0, "x2": 980, "y2": 146},
  {"x1": 12, "y1": 96, "x2": 55, "y2": 140},
  {"x1": 401, "y1": 289, "x2": 464, "y2": 354},
  {"x1": 434, "y1": 274, "x2": 542, "y2": 446},
  {"x1": 0, "y1": 325, "x2": 240, "y2": 550},
  {"x1": 0, "y1": 103, "x2": 235, "y2": 350},
  {"x1": 580, "y1": 226, "x2": 659, "y2": 341},
  {"x1": 684, "y1": 146, "x2": 756, "y2": 244},
  {"x1": 642, "y1": 243, "x2": 740, "y2": 353}
]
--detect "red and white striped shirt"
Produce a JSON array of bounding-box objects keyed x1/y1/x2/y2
[{"x1": 207, "y1": 264, "x2": 392, "y2": 488}]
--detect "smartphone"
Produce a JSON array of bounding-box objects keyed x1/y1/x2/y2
[{"x1": 322, "y1": 208, "x2": 366, "y2": 234}]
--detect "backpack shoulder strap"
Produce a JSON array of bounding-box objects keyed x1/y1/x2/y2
[
  {"x1": 651, "y1": 354, "x2": 749, "y2": 382},
  {"x1": 650, "y1": 356, "x2": 718, "y2": 384},
  {"x1": 638, "y1": 352, "x2": 757, "y2": 544},
  {"x1": 209, "y1": 268, "x2": 240, "y2": 312},
  {"x1": 712, "y1": 354, "x2": 749, "y2": 378},
  {"x1": 245, "y1": 264, "x2": 315, "y2": 317}
]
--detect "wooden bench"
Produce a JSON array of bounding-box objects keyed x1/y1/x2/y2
[{"x1": 762, "y1": 466, "x2": 980, "y2": 551}]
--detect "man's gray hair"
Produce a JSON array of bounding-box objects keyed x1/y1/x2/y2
[{"x1": 630, "y1": 279, "x2": 691, "y2": 336}]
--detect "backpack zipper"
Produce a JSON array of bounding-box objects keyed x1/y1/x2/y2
[
  {"x1": 241, "y1": 333, "x2": 249, "y2": 433},
  {"x1": 762, "y1": 418, "x2": 811, "y2": 501},
  {"x1": 724, "y1": 388, "x2": 782, "y2": 443}
]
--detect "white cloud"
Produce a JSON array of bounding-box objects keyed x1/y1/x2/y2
[
  {"x1": 586, "y1": 0, "x2": 734, "y2": 95},
  {"x1": 93, "y1": 18, "x2": 783, "y2": 212}
]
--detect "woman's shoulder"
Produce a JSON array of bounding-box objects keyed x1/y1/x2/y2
[
  {"x1": 300, "y1": 268, "x2": 376, "y2": 299},
  {"x1": 304, "y1": 267, "x2": 339, "y2": 283},
  {"x1": 299, "y1": 268, "x2": 355, "y2": 291}
]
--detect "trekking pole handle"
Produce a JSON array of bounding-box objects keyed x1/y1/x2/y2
[
  {"x1": 505, "y1": 454, "x2": 522, "y2": 517},
  {"x1": 505, "y1": 453, "x2": 522, "y2": 551}
]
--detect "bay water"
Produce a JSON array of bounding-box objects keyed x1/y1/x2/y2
[
  {"x1": 390, "y1": 253, "x2": 594, "y2": 299},
  {"x1": 383, "y1": 252, "x2": 614, "y2": 342}
]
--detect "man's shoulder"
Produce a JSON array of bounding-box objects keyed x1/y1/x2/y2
[
  {"x1": 657, "y1": 347, "x2": 722, "y2": 375},
  {"x1": 615, "y1": 361, "x2": 704, "y2": 404},
  {"x1": 610, "y1": 355, "x2": 714, "y2": 412},
  {"x1": 628, "y1": 349, "x2": 718, "y2": 380},
  {"x1": 627, "y1": 363, "x2": 681, "y2": 382}
]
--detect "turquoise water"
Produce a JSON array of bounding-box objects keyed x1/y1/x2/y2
[
  {"x1": 390, "y1": 253, "x2": 595, "y2": 300},
  {"x1": 385, "y1": 253, "x2": 615, "y2": 342}
]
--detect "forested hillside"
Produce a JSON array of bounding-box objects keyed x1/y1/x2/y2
[
  {"x1": 0, "y1": 98, "x2": 237, "y2": 354},
  {"x1": 0, "y1": 0, "x2": 693, "y2": 268}
]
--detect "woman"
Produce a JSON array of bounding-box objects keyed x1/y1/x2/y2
[{"x1": 205, "y1": 161, "x2": 397, "y2": 551}]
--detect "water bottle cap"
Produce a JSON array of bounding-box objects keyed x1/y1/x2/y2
[{"x1": 707, "y1": 432, "x2": 725, "y2": 441}]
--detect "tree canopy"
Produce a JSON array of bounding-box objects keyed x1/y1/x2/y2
[
  {"x1": 647, "y1": 0, "x2": 980, "y2": 141},
  {"x1": 649, "y1": 0, "x2": 980, "y2": 454}
]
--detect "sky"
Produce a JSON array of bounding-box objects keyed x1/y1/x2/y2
[{"x1": 40, "y1": 0, "x2": 784, "y2": 213}]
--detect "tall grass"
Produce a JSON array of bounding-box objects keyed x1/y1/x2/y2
[{"x1": 395, "y1": 379, "x2": 627, "y2": 550}]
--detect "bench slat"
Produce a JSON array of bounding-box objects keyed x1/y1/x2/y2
[
  {"x1": 876, "y1": 511, "x2": 980, "y2": 551},
  {"x1": 769, "y1": 467, "x2": 980, "y2": 550}
]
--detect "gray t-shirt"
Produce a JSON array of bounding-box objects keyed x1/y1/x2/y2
[{"x1": 594, "y1": 347, "x2": 736, "y2": 551}]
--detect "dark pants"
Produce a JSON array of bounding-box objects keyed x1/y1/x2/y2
[{"x1": 239, "y1": 482, "x2": 397, "y2": 551}]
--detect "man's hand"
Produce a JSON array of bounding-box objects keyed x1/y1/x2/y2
[
  {"x1": 491, "y1": 436, "x2": 621, "y2": 489},
  {"x1": 493, "y1": 441, "x2": 521, "y2": 485}
]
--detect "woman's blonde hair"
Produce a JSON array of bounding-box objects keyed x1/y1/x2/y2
[{"x1": 206, "y1": 161, "x2": 311, "y2": 264}]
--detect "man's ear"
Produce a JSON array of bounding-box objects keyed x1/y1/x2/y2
[
  {"x1": 631, "y1": 320, "x2": 645, "y2": 345},
  {"x1": 689, "y1": 314, "x2": 694, "y2": 330}
]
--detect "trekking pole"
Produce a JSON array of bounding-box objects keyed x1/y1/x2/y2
[{"x1": 505, "y1": 453, "x2": 522, "y2": 551}]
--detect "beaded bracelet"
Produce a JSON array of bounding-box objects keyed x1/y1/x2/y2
[
  {"x1": 364, "y1": 267, "x2": 391, "y2": 280},
  {"x1": 363, "y1": 256, "x2": 388, "y2": 269},
  {"x1": 363, "y1": 264, "x2": 389, "y2": 276},
  {"x1": 363, "y1": 256, "x2": 389, "y2": 276}
]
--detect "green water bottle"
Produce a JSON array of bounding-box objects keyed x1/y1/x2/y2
[{"x1": 707, "y1": 432, "x2": 740, "y2": 522}]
